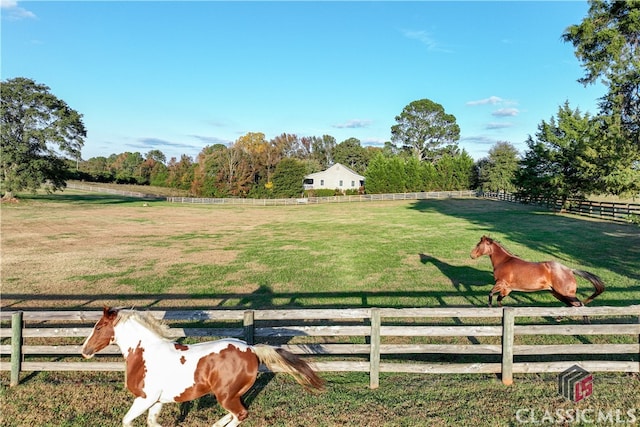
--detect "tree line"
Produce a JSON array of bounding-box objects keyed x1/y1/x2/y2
[
  {"x1": 2, "y1": 1, "x2": 638, "y2": 201},
  {"x1": 69, "y1": 128, "x2": 476, "y2": 198}
]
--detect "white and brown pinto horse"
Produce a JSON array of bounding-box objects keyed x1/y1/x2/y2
[
  {"x1": 81, "y1": 307, "x2": 323, "y2": 427},
  {"x1": 470, "y1": 236, "x2": 605, "y2": 309}
]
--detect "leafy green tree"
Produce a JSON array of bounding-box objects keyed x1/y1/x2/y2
[
  {"x1": 365, "y1": 154, "x2": 446, "y2": 193},
  {"x1": 112, "y1": 152, "x2": 144, "y2": 183},
  {"x1": 364, "y1": 153, "x2": 404, "y2": 194},
  {"x1": 434, "y1": 151, "x2": 475, "y2": 191},
  {"x1": 562, "y1": 0, "x2": 640, "y2": 196},
  {"x1": 235, "y1": 132, "x2": 269, "y2": 193},
  {"x1": 190, "y1": 145, "x2": 223, "y2": 197},
  {"x1": 382, "y1": 141, "x2": 399, "y2": 158},
  {"x1": 149, "y1": 161, "x2": 169, "y2": 187},
  {"x1": 404, "y1": 156, "x2": 423, "y2": 191},
  {"x1": 310, "y1": 135, "x2": 336, "y2": 169},
  {"x1": 563, "y1": 0, "x2": 639, "y2": 138},
  {"x1": 1, "y1": 77, "x2": 86, "y2": 200},
  {"x1": 420, "y1": 161, "x2": 438, "y2": 191},
  {"x1": 477, "y1": 141, "x2": 519, "y2": 193},
  {"x1": 272, "y1": 157, "x2": 306, "y2": 198},
  {"x1": 166, "y1": 155, "x2": 195, "y2": 191},
  {"x1": 145, "y1": 149, "x2": 166, "y2": 164},
  {"x1": 391, "y1": 99, "x2": 460, "y2": 163},
  {"x1": 333, "y1": 137, "x2": 368, "y2": 174},
  {"x1": 82, "y1": 156, "x2": 113, "y2": 182},
  {"x1": 515, "y1": 102, "x2": 596, "y2": 204}
]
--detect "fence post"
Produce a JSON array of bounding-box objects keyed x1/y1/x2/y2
[
  {"x1": 10, "y1": 311, "x2": 23, "y2": 387},
  {"x1": 501, "y1": 307, "x2": 515, "y2": 386},
  {"x1": 369, "y1": 308, "x2": 381, "y2": 389},
  {"x1": 243, "y1": 311, "x2": 255, "y2": 345}
]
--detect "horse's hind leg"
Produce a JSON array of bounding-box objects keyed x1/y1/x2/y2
[
  {"x1": 213, "y1": 397, "x2": 246, "y2": 427},
  {"x1": 213, "y1": 378, "x2": 255, "y2": 426},
  {"x1": 550, "y1": 291, "x2": 589, "y2": 323}
]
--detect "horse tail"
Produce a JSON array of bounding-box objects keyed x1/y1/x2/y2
[
  {"x1": 573, "y1": 270, "x2": 605, "y2": 305},
  {"x1": 251, "y1": 345, "x2": 324, "y2": 391}
]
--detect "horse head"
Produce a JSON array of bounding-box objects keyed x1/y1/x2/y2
[
  {"x1": 470, "y1": 235, "x2": 494, "y2": 259},
  {"x1": 81, "y1": 306, "x2": 119, "y2": 358}
]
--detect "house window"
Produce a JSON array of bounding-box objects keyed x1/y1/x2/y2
[
  {"x1": 339, "y1": 180, "x2": 343, "y2": 187},
  {"x1": 351, "y1": 181, "x2": 355, "y2": 187},
  {"x1": 320, "y1": 179, "x2": 324, "y2": 186}
]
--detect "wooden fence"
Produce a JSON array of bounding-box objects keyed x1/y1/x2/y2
[
  {"x1": 1, "y1": 306, "x2": 638, "y2": 389},
  {"x1": 165, "y1": 190, "x2": 477, "y2": 206},
  {"x1": 481, "y1": 192, "x2": 640, "y2": 223}
]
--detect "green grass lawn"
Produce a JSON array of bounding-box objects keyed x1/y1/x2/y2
[{"x1": 1, "y1": 192, "x2": 638, "y2": 426}]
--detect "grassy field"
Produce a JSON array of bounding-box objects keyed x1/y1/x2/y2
[{"x1": 1, "y1": 191, "x2": 639, "y2": 426}]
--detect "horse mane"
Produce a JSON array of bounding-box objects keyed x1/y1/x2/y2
[
  {"x1": 116, "y1": 309, "x2": 174, "y2": 341},
  {"x1": 485, "y1": 236, "x2": 519, "y2": 258}
]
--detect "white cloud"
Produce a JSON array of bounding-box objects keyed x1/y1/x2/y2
[
  {"x1": 485, "y1": 122, "x2": 514, "y2": 130},
  {"x1": 1, "y1": 0, "x2": 36, "y2": 20},
  {"x1": 401, "y1": 29, "x2": 451, "y2": 53},
  {"x1": 466, "y1": 96, "x2": 505, "y2": 106},
  {"x1": 361, "y1": 137, "x2": 387, "y2": 147},
  {"x1": 467, "y1": 96, "x2": 519, "y2": 107},
  {"x1": 460, "y1": 135, "x2": 497, "y2": 145},
  {"x1": 492, "y1": 108, "x2": 519, "y2": 117},
  {"x1": 189, "y1": 135, "x2": 231, "y2": 146},
  {"x1": 333, "y1": 119, "x2": 372, "y2": 129}
]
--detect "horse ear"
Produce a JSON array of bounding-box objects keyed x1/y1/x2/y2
[{"x1": 103, "y1": 306, "x2": 118, "y2": 318}]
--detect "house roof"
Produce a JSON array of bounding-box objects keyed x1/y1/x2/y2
[{"x1": 305, "y1": 163, "x2": 364, "y2": 180}]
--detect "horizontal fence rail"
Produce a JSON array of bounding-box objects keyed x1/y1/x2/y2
[
  {"x1": 1, "y1": 306, "x2": 638, "y2": 388},
  {"x1": 481, "y1": 192, "x2": 640, "y2": 223}
]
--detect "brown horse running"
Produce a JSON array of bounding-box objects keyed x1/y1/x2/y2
[{"x1": 470, "y1": 236, "x2": 605, "y2": 308}]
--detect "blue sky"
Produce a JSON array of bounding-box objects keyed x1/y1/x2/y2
[{"x1": 2, "y1": 1, "x2": 606, "y2": 162}]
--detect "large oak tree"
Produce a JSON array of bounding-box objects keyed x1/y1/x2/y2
[
  {"x1": 1, "y1": 77, "x2": 86, "y2": 200},
  {"x1": 391, "y1": 99, "x2": 460, "y2": 163}
]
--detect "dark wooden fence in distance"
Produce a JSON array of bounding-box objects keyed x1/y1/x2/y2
[{"x1": 481, "y1": 192, "x2": 640, "y2": 223}]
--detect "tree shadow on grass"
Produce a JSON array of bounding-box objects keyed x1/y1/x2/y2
[
  {"x1": 408, "y1": 198, "x2": 640, "y2": 283},
  {"x1": 18, "y1": 193, "x2": 162, "y2": 205}
]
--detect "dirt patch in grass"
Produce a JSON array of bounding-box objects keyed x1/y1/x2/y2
[{"x1": 1, "y1": 202, "x2": 289, "y2": 308}]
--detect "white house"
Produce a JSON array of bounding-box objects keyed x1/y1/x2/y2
[{"x1": 303, "y1": 163, "x2": 365, "y2": 192}]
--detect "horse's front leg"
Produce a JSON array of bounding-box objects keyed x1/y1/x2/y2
[
  {"x1": 122, "y1": 397, "x2": 159, "y2": 427},
  {"x1": 489, "y1": 282, "x2": 510, "y2": 307},
  {"x1": 147, "y1": 402, "x2": 163, "y2": 427}
]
